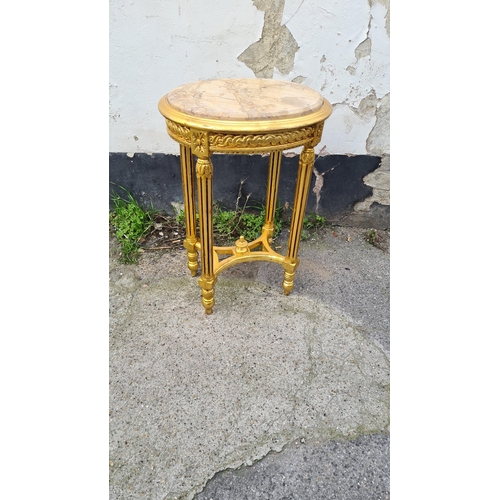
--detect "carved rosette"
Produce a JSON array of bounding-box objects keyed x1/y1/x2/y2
[{"x1": 191, "y1": 129, "x2": 209, "y2": 157}]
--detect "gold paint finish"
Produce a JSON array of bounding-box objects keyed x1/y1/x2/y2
[
  {"x1": 159, "y1": 78, "x2": 332, "y2": 313},
  {"x1": 263, "y1": 151, "x2": 282, "y2": 239},
  {"x1": 235, "y1": 236, "x2": 250, "y2": 254},
  {"x1": 179, "y1": 145, "x2": 198, "y2": 277}
]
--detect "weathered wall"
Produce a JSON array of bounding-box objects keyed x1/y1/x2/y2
[{"x1": 109, "y1": 0, "x2": 390, "y2": 226}]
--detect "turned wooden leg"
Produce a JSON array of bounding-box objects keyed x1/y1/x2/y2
[
  {"x1": 262, "y1": 150, "x2": 283, "y2": 241},
  {"x1": 195, "y1": 156, "x2": 216, "y2": 314},
  {"x1": 282, "y1": 145, "x2": 315, "y2": 295},
  {"x1": 179, "y1": 145, "x2": 199, "y2": 276}
]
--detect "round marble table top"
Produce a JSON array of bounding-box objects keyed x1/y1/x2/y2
[{"x1": 165, "y1": 78, "x2": 325, "y2": 121}]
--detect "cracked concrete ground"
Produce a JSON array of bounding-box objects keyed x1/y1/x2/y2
[{"x1": 109, "y1": 226, "x2": 390, "y2": 499}]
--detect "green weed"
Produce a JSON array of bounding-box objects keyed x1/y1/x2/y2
[
  {"x1": 213, "y1": 203, "x2": 283, "y2": 243},
  {"x1": 174, "y1": 202, "x2": 283, "y2": 244},
  {"x1": 301, "y1": 213, "x2": 326, "y2": 240},
  {"x1": 109, "y1": 185, "x2": 155, "y2": 263},
  {"x1": 174, "y1": 208, "x2": 199, "y2": 226},
  {"x1": 174, "y1": 209, "x2": 185, "y2": 226},
  {"x1": 369, "y1": 229, "x2": 376, "y2": 244},
  {"x1": 366, "y1": 228, "x2": 379, "y2": 246}
]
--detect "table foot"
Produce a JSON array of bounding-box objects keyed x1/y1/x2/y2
[
  {"x1": 282, "y1": 258, "x2": 299, "y2": 295},
  {"x1": 184, "y1": 237, "x2": 199, "y2": 276},
  {"x1": 199, "y1": 275, "x2": 216, "y2": 314},
  {"x1": 280, "y1": 145, "x2": 315, "y2": 295},
  {"x1": 282, "y1": 270, "x2": 295, "y2": 295}
]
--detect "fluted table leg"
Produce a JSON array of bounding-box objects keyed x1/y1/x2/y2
[
  {"x1": 283, "y1": 145, "x2": 316, "y2": 295},
  {"x1": 179, "y1": 145, "x2": 199, "y2": 276},
  {"x1": 196, "y1": 156, "x2": 216, "y2": 314},
  {"x1": 262, "y1": 151, "x2": 283, "y2": 241}
]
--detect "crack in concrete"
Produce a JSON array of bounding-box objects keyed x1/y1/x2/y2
[
  {"x1": 109, "y1": 254, "x2": 390, "y2": 500},
  {"x1": 190, "y1": 314, "x2": 388, "y2": 498}
]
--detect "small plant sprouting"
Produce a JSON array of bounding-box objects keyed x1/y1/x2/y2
[
  {"x1": 367, "y1": 228, "x2": 379, "y2": 246},
  {"x1": 110, "y1": 183, "x2": 330, "y2": 264},
  {"x1": 174, "y1": 208, "x2": 198, "y2": 226},
  {"x1": 369, "y1": 229, "x2": 376, "y2": 244},
  {"x1": 213, "y1": 203, "x2": 283, "y2": 243},
  {"x1": 174, "y1": 179, "x2": 284, "y2": 245},
  {"x1": 172, "y1": 202, "x2": 283, "y2": 244},
  {"x1": 109, "y1": 185, "x2": 155, "y2": 263},
  {"x1": 174, "y1": 209, "x2": 185, "y2": 226},
  {"x1": 301, "y1": 213, "x2": 326, "y2": 240}
]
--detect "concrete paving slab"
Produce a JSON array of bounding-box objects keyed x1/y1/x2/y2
[
  {"x1": 195, "y1": 434, "x2": 390, "y2": 500},
  {"x1": 109, "y1": 227, "x2": 390, "y2": 499}
]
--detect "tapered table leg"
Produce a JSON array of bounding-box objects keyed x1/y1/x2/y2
[
  {"x1": 262, "y1": 151, "x2": 282, "y2": 241},
  {"x1": 282, "y1": 145, "x2": 316, "y2": 295},
  {"x1": 179, "y1": 145, "x2": 199, "y2": 276},
  {"x1": 195, "y1": 157, "x2": 216, "y2": 314}
]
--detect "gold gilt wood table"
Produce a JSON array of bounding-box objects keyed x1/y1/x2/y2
[{"x1": 158, "y1": 78, "x2": 332, "y2": 314}]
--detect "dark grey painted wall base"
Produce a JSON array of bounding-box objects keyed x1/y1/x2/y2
[{"x1": 109, "y1": 153, "x2": 389, "y2": 229}]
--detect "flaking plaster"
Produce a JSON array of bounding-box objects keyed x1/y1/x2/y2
[
  {"x1": 110, "y1": 0, "x2": 389, "y2": 158},
  {"x1": 354, "y1": 155, "x2": 390, "y2": 211},
  {"x1": 366, "y1": 92, "x2": 390, "y2": 156},
  {"x1": 238, "y1": 0, "x2": 300, "y2": 78}
]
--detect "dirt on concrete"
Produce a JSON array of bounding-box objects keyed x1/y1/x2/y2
[{"x1": 109, "y1": 225, "x2": 390, "y2": 500}]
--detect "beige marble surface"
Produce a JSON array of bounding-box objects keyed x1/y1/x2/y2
[{"x1": 166, "y1": 78, "x2": 325, "y2": 120}]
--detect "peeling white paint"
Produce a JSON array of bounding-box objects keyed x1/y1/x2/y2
[
  {"x1": 312, "y1": 167, "x2": 325, "y2": 212},
  {"x1": 322, "y1": 104, "x2": 377, "y2": 155},
  {"x1": 366, "y1": 92, "x2": 390, "y2": 156},
  {"x1": 354, "y1": 155, "x2": 390, "y2": 211},
  {"x1": 355, "y1": 37, "x2": 372, "y2": 60},
  {"x1": 312, "y1": 164, "x2": 336, "y2": 212},
  {"x1": 110, "y1": 0, "x2": 389, "y2": 157}
]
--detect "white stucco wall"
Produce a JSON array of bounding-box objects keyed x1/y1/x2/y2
[{"x1": 109, "y1": 0, "x2": 389, "y2": 156}]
